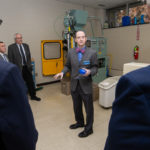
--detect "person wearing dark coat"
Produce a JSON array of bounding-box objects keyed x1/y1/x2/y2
[
  {"x1": 0, "y1": 61, "x2": 38, "y2": 150},
  {"x1": 8, "y1": 33, "x2": 41, "y2": 101},
  {"x1": 104, "y1": 66, "x2": 150, "y2": 150}
]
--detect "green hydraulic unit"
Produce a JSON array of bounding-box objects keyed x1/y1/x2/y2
[
  {"x1": 64, "y1": 10, "x2": 88, "y2": 33},
  {"x1": 86, "y1": 37, "x2": 107, "y2": 83},
  {"x1": 63, "y1": 10, "x2": 88, "y2": 49}
]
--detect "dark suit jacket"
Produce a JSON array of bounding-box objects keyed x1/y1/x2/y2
[
  {"x1": 0, "y1": 54, "x2": 9, "y2": 62},
  {"x1": 62, "y1": 47, "x2": 98, "y2": 94},
  {"x1": 8, "y1": 43, "x2": 32, "y2": 71},
  {"x1": 104, "y1": 66, "x2": 150, "y2": 150},
  {"x1": 0, "y1": 61, "x2": 38, "y2": 150}
]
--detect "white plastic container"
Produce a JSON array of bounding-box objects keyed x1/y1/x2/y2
[
  {"x1": 123, "y1": 62, "x2": 149, "y2": 75},
  {"x1": 98, "y1": 76, "x2": 120, "y2": 108}
]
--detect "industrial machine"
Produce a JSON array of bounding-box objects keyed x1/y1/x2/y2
[
  {"x1": 63, "y1": 10, "x2": 88, "y2": 49},
  {"x1": 86, "y1": 37, "x2": 107, "y2": 83},
  {"x1": 63, "y1": 9, "x2": 108, "y2": 83},
  {"x1": 41, "y1": 9, "x2": 108, "y2": 83}
]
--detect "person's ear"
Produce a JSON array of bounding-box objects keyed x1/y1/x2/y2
[{"x1": 85, "y1": 37, "x2": 87, "y2": 42}]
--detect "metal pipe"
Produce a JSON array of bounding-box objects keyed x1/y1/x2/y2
[
  {"x1": 89, "y1": 20, "x2": 95, "y2": 38},
  {"x1": 67, "y1": 33, "x2": 70, "y2": 50},
  {"x1": 71, "y1": 36, "x2": 74, "y2": 48}
]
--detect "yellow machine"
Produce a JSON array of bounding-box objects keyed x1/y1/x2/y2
[{"x1": 41, "y1": 40, "x2": 64, "y2": 75}]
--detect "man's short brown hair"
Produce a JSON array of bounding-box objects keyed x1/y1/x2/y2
[{"x1": 75, "y1": 30, "x2": 86, "y2": 38}]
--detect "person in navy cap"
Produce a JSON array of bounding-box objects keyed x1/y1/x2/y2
[{"x1": 104, "y1": 66, "x2": 150, "y2": 150}]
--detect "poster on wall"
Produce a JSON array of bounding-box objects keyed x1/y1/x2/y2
[
  {"x1": 116, "y1": 10, "x2": 126, "y2": 27},
  {"x1": 129, "y1": 4, "x2": 150, "y2": 23},
  {"x1": 144, "y1": 5, "x2": 150, "y2": 23},
  {"x1": 116, "y1": 4, "x2": 150, "y2": 26}
]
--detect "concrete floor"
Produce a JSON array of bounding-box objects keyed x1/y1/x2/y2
[{"x1": 29, "y1": 83, "x2": 112, "y2": 150}]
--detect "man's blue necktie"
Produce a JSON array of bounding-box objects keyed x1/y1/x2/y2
[
  {"x1": 76, "y1": 47, "x2": 85, "y2": 62},
  {"x1": 78, "y1": 52, "x2": 82, "y2": 62}
]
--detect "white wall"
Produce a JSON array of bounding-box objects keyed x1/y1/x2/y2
[
  {"x1": 104, "y1": 24, "x2": 150, "y2": 76},
  {"x1": 0, "y1": 0, "x2": 98, "y2": 84}
]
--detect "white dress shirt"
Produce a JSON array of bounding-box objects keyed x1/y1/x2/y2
[
  {"x1": 17, "y1": 44, "x2": 27, "y2": 65},
  {"x1": 0, "y1": 52, "x2": 8, "y2": 62}
]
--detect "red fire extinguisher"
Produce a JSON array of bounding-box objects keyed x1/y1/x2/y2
[{"x1": 134, "y1": 45, "x2": 139, "y2": 60}]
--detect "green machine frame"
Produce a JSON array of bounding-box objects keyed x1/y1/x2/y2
[
  {"x1": 87, "y1": 37, "x2": 107, "y2": 83},
  {"x1": 63, "y1": 9, "x2": 108, "y2": 83}
]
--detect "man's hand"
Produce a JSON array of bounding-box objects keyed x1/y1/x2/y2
[
  {"x1": 54, "y1": 72, "x2": 64, "y2": 80},
  {"x1": 82, "y1": 68, "x2": 91, "y2": 77}
]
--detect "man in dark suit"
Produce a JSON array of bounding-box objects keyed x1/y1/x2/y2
[
  {"x1": 104, "y1": 66, "x2": 150, "y2": 150},
  {"x1": 0, "y1": 41, "x2": 9, "y2": 62},
  {"x1": 0, "y1": 61, "x2": 38, "y2": 150},
  {"x1": 54, "y1": 31, "x2": 98, "y2": 138},
  {"x1": 8, "y1": 33, "x2": 41, "y2": 101}
]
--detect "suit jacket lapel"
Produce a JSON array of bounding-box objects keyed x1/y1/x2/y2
[
  {"x1": 72, "y1": 48, "x2": 79, "y2": 66},
  {"x1": 0, "y1": 54, "x2": 4, "y2": 61},
  {"x1": 5, "y1": 54, "x2": 9, "y2": 62},
  {"x1": 15, "y1": 44, "x2": 21, "y2": 56},
  {"x1": 15, "y1": 44, "x2": 23, "y2": 63}
]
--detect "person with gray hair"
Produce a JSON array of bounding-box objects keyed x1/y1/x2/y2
[{"x1": 8, "y1": 33, "x2": 41, "y2": 101}]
